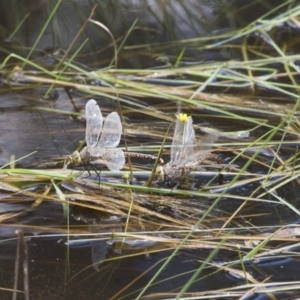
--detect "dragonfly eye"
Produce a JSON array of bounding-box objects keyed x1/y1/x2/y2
[
  {"x1": 155, "y1": 165, "x2": 164, "y2": 181},
  {"x1": 68, "y1": 151, "x2": 81, "y2": 166}
]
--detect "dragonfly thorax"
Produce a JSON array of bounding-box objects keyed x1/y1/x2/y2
[
  {"x1": 164, "y1": 163, "x2": 185, "y2": 180},
  {"x1": 79, "y1": 146, "x2": 92, "y2": 164},
  {"x1": 155, "y1": 163, "x2": 184, "y2": 181},
  {"x1": 68, "y1": 147, "x2": 92, "y2": 166}
]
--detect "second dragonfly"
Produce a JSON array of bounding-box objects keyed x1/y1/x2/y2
[{"x1": 155, "y1": 113, "x2": 222, "y2": 183}]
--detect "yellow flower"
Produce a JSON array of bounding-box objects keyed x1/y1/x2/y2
[{"x1": 176, "y1": 113, "x2": 189, "y2": 122}]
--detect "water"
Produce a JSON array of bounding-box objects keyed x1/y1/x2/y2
[{"x1": 1, "y1": 90, "x2": 300, "y2": 299}]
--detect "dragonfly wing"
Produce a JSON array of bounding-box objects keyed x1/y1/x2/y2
[
  {"x1": 85, "y1": 99, "x2": 103, "y2": 147},
  {"x1": 87, "y1": 146, "x2": 104, "y2": 158},
  {"x1": 170, "y1": 116, "x2": 195, "y2": 164},
  {"x1": 102, "y1": 148, "x2": 125, "y2": 171},
  {"x1": 193, "y1": 133, "x2": 219, "y2": 161},
  {"x1": 98, "y1": 112, "x2": 122, "y2": 148},
  {"x1": 170, "y1": 115, "x2": 184, "y2": 163},
  {"x1": 180, "y1": 116, "x2": 195, "y2": 163}
]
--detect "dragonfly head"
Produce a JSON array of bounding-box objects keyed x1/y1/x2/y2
[
  {"x1": 68, "y1": 150, "x2": 82, "y2": 166},
  {"x1": 155, "y1": 165, "x2": 165, "y2": 181}
]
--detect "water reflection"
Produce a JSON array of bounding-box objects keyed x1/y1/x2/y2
[
  {"x1": 0, "y1": 91, "x2": 80, "y2": 166},
  {"x1": 71, "y1": 205, "x2": 122, "y2": 272}
]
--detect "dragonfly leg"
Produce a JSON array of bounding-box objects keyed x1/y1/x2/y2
[
  {"x1": 70, "y1": 164, "x2": 86, "y2": 178},
  {"x1": 207, "y1": 153, "x2": 223, "y2": 185},
  {"x1": 162, "y1": 175, "x2": 179, "y2": 189},
  {"x1": 72, "y1": 162, "x2": 101, "y2": 183},
  {"x1": 87, "y1": 162, "x2": 102, "y2": 183}
]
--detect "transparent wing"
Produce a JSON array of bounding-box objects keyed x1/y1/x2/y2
[
  {"x1": 170, "y1": 116, "x2": 184, "y2": 163},
  {"x1": 87, "y1": 147, "x2": 104, "y2": 158},
  {"x1": 181, "y1": 116, "x2": 195, "y2": 163},
  {"x1": 85, "y1": 99, "x2": 103, "y2": 147},
  {"x1": 170, "y1": 116, "x2": 195, "y2": 164},
  {"x1": 193, "y1": 132, "x2": 219, "y2": 161},
  {"x1": 102, "y1": 148, "x2": 125, "y2": 171},
  {"x1": 97, "y1": 112, "x2": 122, "y2": 148}
]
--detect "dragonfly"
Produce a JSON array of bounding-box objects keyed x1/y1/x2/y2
[
  {"x1": 68, "y1": 99, "x2": 125, "y2": 171},
  {"x1": 67, "y1": 99, "x2": 163, "y2": 173},
  {"x1": 155, "y1": 113, "x2": 222, "y2": 183}
]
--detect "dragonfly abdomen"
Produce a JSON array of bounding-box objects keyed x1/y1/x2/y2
[{"x1": 186, "y1": 153, "x2": 222, "y2": 167}]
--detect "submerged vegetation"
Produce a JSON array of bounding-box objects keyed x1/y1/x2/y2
[{"x1": 1, "y1": 1, "x2": 300, "y2": 299}]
